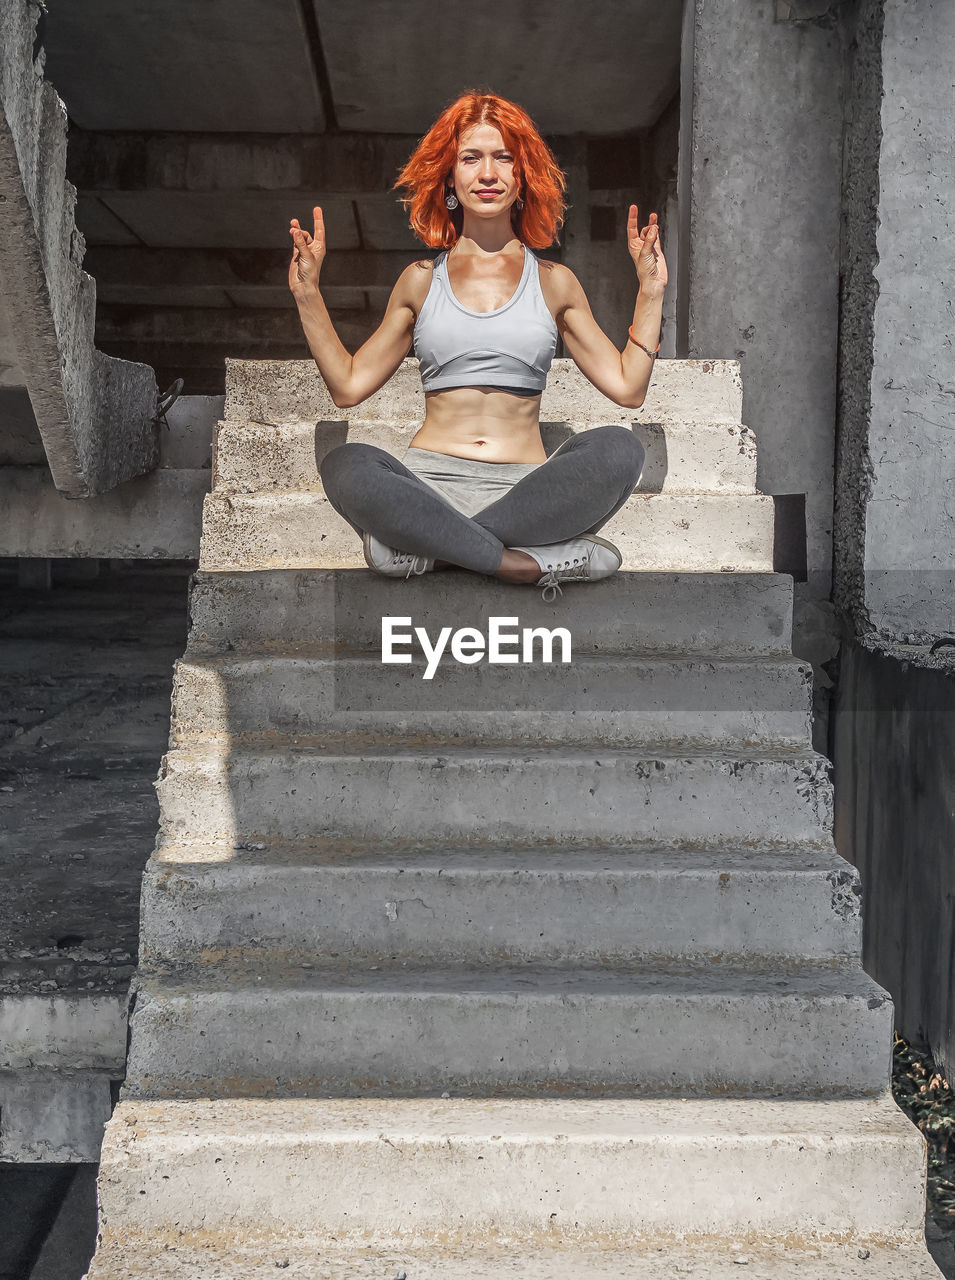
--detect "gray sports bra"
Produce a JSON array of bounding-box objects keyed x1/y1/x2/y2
[{"x1": 413, "y1": 245, "x2": 559, "y2": 396}]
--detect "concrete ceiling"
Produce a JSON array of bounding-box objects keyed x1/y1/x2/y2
[
  {"x1": 315, "y1": 0, "x2": 682, "y2": 135},
  {"x1": 43, "y1": 0, "x2": 681, "y2": 137},
  {"x1": 42, "y1": 0, "x2": 326, "y2": 133}
]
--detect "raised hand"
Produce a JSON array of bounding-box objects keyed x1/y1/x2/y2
[
  {"x1": 288, "y1": 205, "x2": 326, "y2": 299},
  {"x1": 627, "y1": 205, "x2": 668, "y2": 294}
]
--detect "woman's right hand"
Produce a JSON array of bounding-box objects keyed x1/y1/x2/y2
[{"x1": 289, "y1": 205, "x2": 326, "y2": 300}]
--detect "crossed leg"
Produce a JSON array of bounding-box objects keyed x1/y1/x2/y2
[{"x1": 319, "y1": 425, "x2": 645, "y2": 578}]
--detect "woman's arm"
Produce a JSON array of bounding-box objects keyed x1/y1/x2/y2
[
  {"x1": 553, "y1": 206, "x2": 668, "y2": 410},
  {"x1": 289, "y1": 205, "x2": 423, "y2": 409}
]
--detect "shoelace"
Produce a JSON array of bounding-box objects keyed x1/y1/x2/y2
[
  {"x1": 536, "y1": 556, "x2": 590, "y2": 602},
  {"x1": 391, "y1": 552, "x2": 431, "y2": 580}
]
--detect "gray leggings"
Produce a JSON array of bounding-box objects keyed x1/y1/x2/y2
[{"x1": 320, "y1": 425, "x2": 645, "y2": 575}]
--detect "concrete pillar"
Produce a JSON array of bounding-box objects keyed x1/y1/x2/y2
[
  {"x1": 834, "y1": 0, "x2": 955, "y2": 645},
  {"x1": 686, "y1": 0, "x2": 843, "y2": 602}
]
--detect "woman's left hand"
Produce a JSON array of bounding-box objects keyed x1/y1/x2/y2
[{"x1": 628, "y1": 205, "x2": 668, "y2": 294}]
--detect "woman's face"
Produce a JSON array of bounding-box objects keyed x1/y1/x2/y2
[{"x1": 448, "y1": 123, "x2": 520, "y2": 217}]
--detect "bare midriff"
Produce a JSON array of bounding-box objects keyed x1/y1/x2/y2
[{"x1": 408, "y1": 386, "x2": 547, "y2": 463}]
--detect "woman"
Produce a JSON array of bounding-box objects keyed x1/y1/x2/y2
[{"x1": 288, "y1": 91, "x2": 667, "y2": 600}]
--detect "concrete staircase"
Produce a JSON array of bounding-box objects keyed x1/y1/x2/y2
[
  {"x1": 0, "y1": 0, "x2": 157, "y2": 497},
  {"x1": 87, "y1": 359, "x2": 940, "y2": 1277}
]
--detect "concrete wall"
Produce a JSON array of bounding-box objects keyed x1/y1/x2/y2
[
  {"x1": 831, "y1": 0, "x2": 955, "y2": 1089},
  {"x1": 686, "y1": 0, "x2": 843, "y2": 604},
  {"x1": 0, "y1": 0, "x2": 157, "y2": 496},
  {"x1": 833, "y1": 638, "x2": 955, "y2": 1078},
  {"x1": 834, "y1": 0, "x2": 955, "y2": 644},
  {"x1": 560, "y1": 96, "x2": 680, "y2": 362}
]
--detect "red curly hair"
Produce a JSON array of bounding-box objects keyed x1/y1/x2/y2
[{"x1": 393, "y1": 91, "x2": 568, "y2": 251}]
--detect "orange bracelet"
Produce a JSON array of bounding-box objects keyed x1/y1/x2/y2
[{"x1": 628, "y1": 326, "x2": 661, "y2": 359}]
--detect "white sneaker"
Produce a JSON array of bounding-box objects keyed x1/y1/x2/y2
[
  {"x1": 510, "y1": 535, "x2": 622, "y2": 601},
  {"x1": 363, "y1": 532, "x2": 435, "y2": 579}
]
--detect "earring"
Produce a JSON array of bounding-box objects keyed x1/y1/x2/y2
[
  {"x1": 445, "y1": 188, "x2": 459, "y2": 210},
  {"x1": 516, "y1": 197, "x2": 524, "y2": 211}
]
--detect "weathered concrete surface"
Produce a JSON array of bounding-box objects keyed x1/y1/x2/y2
[
  {"x1": 42, "y1": 1, "x2": 677, "y2": 137},
  {"x1": 83, "y1": 246, "x2": 422, "y2": 292},
  {"x1": 85, "y1": 1240, "x2": 946, "y2": 1280},
  {"x1": 315, "y1": 0, "x2": 679, "y2": 134},
  {"x1": 213, "y1": 418, "x2": 758, "y2": 496},
  {"x1": 0, "y1": 1071, "x2": 114, "y2": 1162},
  {"x1": 0, "y1": 393, "x2": 217, "y2": 557},
  {"x1": 224, "y1": 358, "x2": 744, "y2": 426},
  {"x1": 0, "y1": 562, "x2": 190, "y2": 1158},
  {"x1": 833, "y1": 637, "x2": 955, "y2": 1082},
  {"x1": 0, "y1": 386, "x2": 46, "y2": 462},
  {"x1": 156, "y1": 746, "x2": 834, "y2": 849},
  {"x1": 0, "y1": 466, "x2": 209, "y2": 558},
  {"x1": 157, "y1": 394, "x2": 220, "y2": 469},
  {"x1": 168, "y1": 653, "x2": 813, "y2": 750},
  {"x1": 687, "y1": 1, "x2": 841, "y2": 602},
  {"x1": 43, "y1": 0, "x2": 325, "y2": 134},
  {"x1": 834, "y1": 0, "x2": 955, "y2": 644},
  {"x1": 67, "y1": 131, "x2": 421, "y2": 195},
  {"x1": 559, "y1": 109, "x2": 678, "y2": 371},
  {"x1": 86, "y1": 350, "x2": 934, "y2": 1269},
  {"x1": 833, "y1": 0, "x2": 886, "y2": 641},
  {"x1": 95, "y1": 1096, "x2": 929, "y2": 1244},
  {"x1": 0, "y1": 392, "x2": 218, "y2": 557},
  {"x1": 0, "y1": 993, "x2": 127, "y2": 1072},
  {"x1": 197, "y1": 490, "x2": 776, "y2": 572},
  {"x1": 141, "y1": 846, "x2": 862, "y2": 967},
  {"x1": 124, "y1": 959, "x2": 892, "y2": 1100},
  {"x1": 185, "y1": 570, "x2": 795, "y2": 656},
  {"x1": 0, "y1": 0, "x2": 157, "y2": 495}
]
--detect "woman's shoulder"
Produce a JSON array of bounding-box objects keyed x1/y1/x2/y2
[
  {"x1": 534, "y1": 257, "x2": 577, "y2": 284},
  {"x1": 392, "y1": 255, "x2": 442, "y2": 319},
  {"x1": 400, "y1": 255, "x2": 442, "y2": 282},
  {"x1": 534, "y1": 258, "x2": 581, "y2": 315}
]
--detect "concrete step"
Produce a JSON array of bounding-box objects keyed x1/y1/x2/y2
[
  {"x1": 84, "y1": 1240, "x2": 946, "y2": 1280},
  {"x1": 155, "y1": 745, "x2": 834, "y2": 849},
  {"x1": 211, "y1": 418, "x2": 758, "y2": 495},
  {"x1": 168, "y1": 653, "x2": 813, "y2": 751},
  {"x1": 223, "y1": 356, "x2": 744, "y2": 427},
  {"x1": 198, "y1": 489, "x2": 776, "y2": 572},
  {"x1": 185, "y1": 569, "x2": 795, "y2": 657},
  {"x1": 94, "y1": 1096, "x2": 928, "y2": 1245},
  {"x1": 124, "y1": 958, "x2": 891, "y2": 1099},
  {"x1": 140, "y1": 845, "x2": 863, "y2": 968}
]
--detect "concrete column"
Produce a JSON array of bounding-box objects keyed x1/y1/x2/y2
[
  {"x1": 834, "y1": 0, "x2": 955, "y2": 645},
  {"x1": 686, "y1": 0, "x2": 843, "y2": 601}
]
